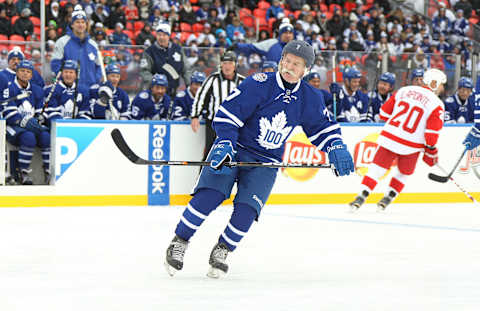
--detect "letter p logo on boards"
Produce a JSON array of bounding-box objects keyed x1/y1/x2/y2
[{"x1": 55, "y1": 126, "x2": 104, "y2": 180}]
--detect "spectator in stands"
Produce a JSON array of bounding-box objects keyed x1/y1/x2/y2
[
  {"x1": 140, "y1": 23, "x2": 190, "y2": 97},
  {"x1": 196, "y1": 2, "x2": 209, "y2": 23},
  {"x1": 137, "y1": 0, "x2": 151, "y2": 21},
  {"x1": 106, "y1": 3, "x2": 126, "y2": 29},
  {"x1": 4, "y1": 0, "x2": 17, "y2": 18},
  {"x1": 226, "y1": 16, "x2": 245, "y2": 41},
  {"x1": 432, "y1": 7, "x2": 451, "y2": 35},
  {"x1": 90, "y1": 63, "x2": 131, "y2": 120},
  {"x1": 454, "y1": 0, "x2": 472, "y2": 19},
  {"x1": 411, "y1": 49, "x2": 429, "y2": 70},
  {"x1": 0, "y1": 9, "x2": 11, "y2": 37},
  {"x1": 376, "y1": 32, "x2": 394, "y2": 55},
  {"x1": 213, "y1": 0, "x2": 226, "y2": 21},
  {"x1": 327, "y1": 12, "x2": 347, "y2": 39},
  {"x1": 437, "y1": 33, "x2": 451, "y2": 53},
  {"x1": 316, "y1": 13, "x2": 329, "y2": 36},
  {"x1": 51, "y1": 7, "x2": 102, "y2": 88},
  {"x1": 136, "y1": 23, "x2": 155, "y2": 46},
  {"x1": 231, "y1": 22, "x2": 294, "y2": 63},
  {"x1": 124, "y1": 0, "x2": 139, "y2": 22},
  {"x1": 108, "y1": 22, "x2": 131, "y2": 45},
  {"x1": 179, "y1": 1, "x2": 196, "y2": 25},
  {"x1": 266, "y1": 0, "x2": 284, "y2": 22},
  {"x1": 15, "y1": 0, "x2": 29, "y2": 15},
  {"x1": 215, "y1": 29, "x2": 232, "y2": 48},
  {"x1": 452, "y1": 9, "x2": 469, "y2": 45},
  {"x1": 444, "y1": 77, "x2": 475, "y2": 123},
  {"x1": 13, "y1": 8, "x2": 34, "y2": 39},
  {"x1": 91, "y1": 4, "x2": 107, "y2": 25},
  {"x1": 287, "y1": 0, "x2": 306, "y2": 11},
  {"x1": 82, "y1": 0, "x2": 95, "y2": 19},
  {"x1": 197, "y1": 23, "x2": 216, "y2": 47}
]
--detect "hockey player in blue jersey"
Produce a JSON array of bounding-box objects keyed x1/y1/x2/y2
[
  {"x1": 171, "y1": 71, "x2": 206, "y2": 121},
  {"x1": 410, "y1": 68, "x2": 424, "y2": 86},
  {"x1": 90, "y1": 63, "x2": 131, "y2": 120},
  {"x1": 131, "y1": 73, "x2": 172, "y2": 120},
  {"x1": 261, "y1": 61, "x2": 277, "y2": 73},
  {"x1": 164, "y1": 40, "x2": 355, "y2": 278},
  {"x1": 463, "y1": 93, "x2": 480, "y2": 150},
  {"x1": 0, "y1": 47, "x2": 45, "y2": 88},
  {"x1": 304, "y1": 71, "x2": 322, "y2": 89},
  {"x1": 2, "y1": 60, "x2": 49, "y2": 185},
  {"x1": 367, "y1": 72, "x2": 396, "y2": 122},
  {"x1": 42, "y1": 60, "x2": 91, "y2": 125},
  {"x1": 325, "y1": 67, "x2": 369, "y2": 122},
  {"x1": 444, "y1": 77, "x2": 475, "y2": 124}
]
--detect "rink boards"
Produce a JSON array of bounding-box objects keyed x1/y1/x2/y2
[{"x1": 0, "y1": 120, "x2": 478, "y2": 207}]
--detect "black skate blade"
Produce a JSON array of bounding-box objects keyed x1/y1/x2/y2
[{"x1": 428, "y1": 173, "x2": 449, "y2": 183}]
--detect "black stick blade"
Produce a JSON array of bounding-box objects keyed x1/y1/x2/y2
[
  {"x1": 428, "y1": 173, "x2": 449, "y2": 183},
  {"x1": 111, "y1": 128, "x2": 141, "y2": 164}
]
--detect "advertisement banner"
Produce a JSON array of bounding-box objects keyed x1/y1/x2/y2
[{"x1": 148, "y1": 123, "x2": 170, "y2": 205}]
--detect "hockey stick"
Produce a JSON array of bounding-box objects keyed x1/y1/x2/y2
[
  {"x1": 435, "y1": 163, "x2": 478, "y2": 204},
  {"x1": 71, "y1": 60, "x2": 80, "y2": 119},
  {"x1": 405, "y1": 59, "x2": 412, "y2": 86},
  {"x1": 332, "y1": 52, "x2": 337, "y2": 121},
  {"x1": 41, "y1": 68, "x2": 63, "y2": 115},
  {"x1": 97, "y1": 50, "x2": 120, "y2": 120},
  {"x1": 111, "y1": 128, "x2": 334, "y2": 169},
  {"x1": 0, "y1": 92, "x2": 29, "y2": 105},
  {"x1": 428, "y1": 147, "x2": 468, "y2": 183},
  {"x1": 366, "y1": 59, "x2": 382, "y2": 121}
]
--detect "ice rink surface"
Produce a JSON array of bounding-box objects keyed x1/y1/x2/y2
[{"x1": 1, "y1": 203, "x2": 480, "y2": 311}]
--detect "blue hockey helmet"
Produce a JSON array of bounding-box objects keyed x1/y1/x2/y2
[
  {"x1": 62, "y1": 59, "x2": 79, "y2": 71},
  {"x1": 261, "y1": 61, "x2": 278, "y2": 72},
  {"x1": 379, "y1": 72, "x2": 396, "y2": 86},
  {"x1": 190, "y1": 71, "x2": 206, "y2": 84},
  {"x1": 304, "y1": 71, "x2": 321, "y2": 82},
  {"x1": 8, "y1": 47, "x2": 24, "y2": 62},
  {"x1": 458, "y1": 77, "x2": 473, "y2": 89},
  {"x1": 343, "y1": 67, "x2": 362, "y2": 81},
  {"x1": 411, "y1": 68, "x2": 424, "y2": 79},
  {"x1": 106, "y1": 63, "x2": 121, "y2": 75},
  {"x1": 151, "y1": 73, "x2": 168, "y2": 87},
  {"x1": 17, "y1": 60, "x2": 34, "y2": 72}
]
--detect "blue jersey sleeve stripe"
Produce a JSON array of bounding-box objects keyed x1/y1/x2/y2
[
  {"x1": 218, "y1": 106, "x2": 244, "y2": 127},
  {"x1": 307, "y1": 123, "x2": 340, "y2": 142},
  {"x1": 213, "y1": 117, "x2": 240, "y2": 127}
]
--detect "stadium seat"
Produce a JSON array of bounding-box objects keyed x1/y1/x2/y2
[
  {"x1": 344, "y1": 2, "x2": 356, "y2": 12},
  {"x1": 192, "y1": 23, "x2": 204, "y2": 33},
  {"x1": 0, "y1": 34, "x2": 8, "y2": 41},
  {"x1": 9, "y1": 34, "x2": 25, "y2": 42},
  {"x1": 105, "y1": 29, "x2": 114, "y2": 36},
  {"x1": 30, "y1": 16, "x2": 41, "y2": 27},
  {"x1": 124, "y1": 30, "x2": 134, "y2": 41},
  {"x1": 268, "y1": 18, "x2": 276, "y2": 30},
  {"x1": 180, "y1": 32, "x2": 191, "y2": 44},
  {"x1": 180, "y1": 22, "x2": 192, "y2": 33},
  {"x1": 319, "y1": 3, "x2": 328, "y2": 12},
  {"x1": 253, "y1": 8, "x2": 267, "y2": 19},
  {"x1": 126, "y1": 22, "x2": 134, "y2": 30},
  {"x1": 34, "y1": 26, "x2": 41, "y2": 37},
  {"x1": 241, "y1": 15, "x2": 255, "y2": 28},
  {"x1": 134, "y1": 21, "x2": 145, "y2": 31},
  {"x1": 293, "y1": 10, "x2": 302, "y2": 19},
  {"x1": 239, "y1": 8, "x2": 252, "y2": 19},
  {"x1": 257, "y1": 1, "x2": 270, "y2": 10},
  {"x1": 329, "y1": 4, "x2": 341, "y2": 14},
  {"x1": 11, "y1": 16, "x2": 19, "y2": 25}
]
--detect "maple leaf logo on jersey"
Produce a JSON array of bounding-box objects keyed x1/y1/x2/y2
[
  {"x1": 257, "y1": 111, "x2": 292, "y2": 150},
  {"x1": 252, "y1": 73, "x2": 267, "y2": 82}
]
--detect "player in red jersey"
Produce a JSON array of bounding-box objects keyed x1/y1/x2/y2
[{"x1": 349, "y1": 68, "x2": 447, "y2": 211}]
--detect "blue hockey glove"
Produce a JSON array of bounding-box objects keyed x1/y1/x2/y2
[
  {"x1": 327, "y1": 140, "x2": 355, "y2": 176},
  {"x1": 329, "y1": 82, "x2": 341, "y2": 96},
  {"x1": 20, "y1": 117, "x2": 48, "y2": 135},
  {"x1": 463, "y1": 127, "x2": 480, "y2": 151},
  {"x1": 208, "y1": 140, "x2": 236, "y2": 175}
]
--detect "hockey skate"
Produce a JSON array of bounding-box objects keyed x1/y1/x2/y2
[
  {"x1": 377, "y1": 191, "x2": 397, "y2": 212},
  {"x1": 207, "y1": 242, "x2": 229, "y2": 279},
  {"x1": 164, "y1": 235, "x2": 189, "y2": 277},
  {"x1": 21, "y1": 169, "x2": 33, "y2": 185},
  {"x1": 348, "y1": 190, "x2": 369, "y2": 212},
  {"x1": 44, "y1": 169, "x2": 51, "y2": 185}
]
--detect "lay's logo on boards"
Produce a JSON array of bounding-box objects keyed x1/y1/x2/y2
[
  {"x1": 353, "y1": 132, "x2": 395, "y2": 179},
  {"x1": 55, "y1": 126, "x2": 104, "y2": 180}
]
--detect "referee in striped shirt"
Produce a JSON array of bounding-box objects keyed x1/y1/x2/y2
[{"x1": 190, "y1": 51, "x2": 246, "y2": 159}]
